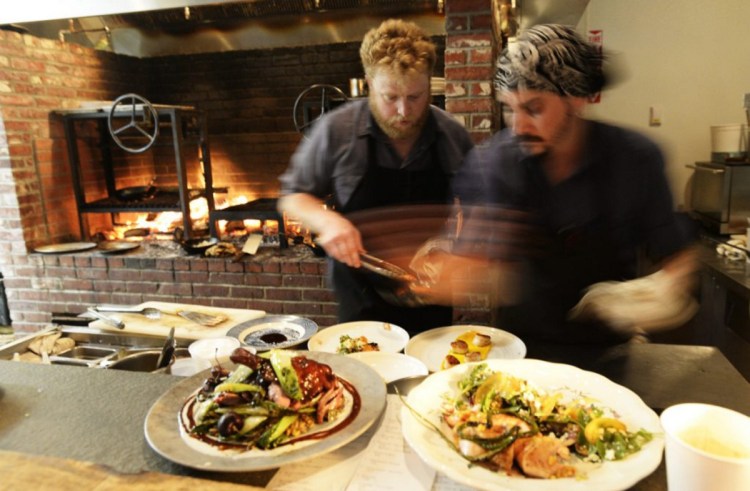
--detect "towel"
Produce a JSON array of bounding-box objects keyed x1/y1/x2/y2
[{"x1": 569, "y1": 270, "x2": 698, "y2": 336}]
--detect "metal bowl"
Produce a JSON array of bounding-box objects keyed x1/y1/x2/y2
[
  {"x1": 180, "y1": 237, "x2": 219, "y2": 254},
  {"x1": 105, "y1": 348, "x2": 189, "y2": 373}
]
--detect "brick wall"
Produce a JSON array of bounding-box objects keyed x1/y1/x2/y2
[
  {"x1": 16, "y1": 247, "x2": 489, "y2": 329},
  {"x1": 444, "y1": 0, "x2": 495, "y2": 143},
  {"x1": 0, "y1": 30, "x2": 148, "y2": 250},
  {"x1": 22, "y1": 249, "x2": 339, "y2": 327},
  {"x1": 146, "y1": 43, "x2": 362, "y2": 201},
  {"x1": 144, "y1": 38, "x2": 445, "y2": 200}
]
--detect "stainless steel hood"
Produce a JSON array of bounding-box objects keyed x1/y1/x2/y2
[
  {"x1": 1, "y1": 1, "x2": 446, "y2": 57},
  {"x1": 1, "y1": 0, "x2": 590, "y2": 58}
]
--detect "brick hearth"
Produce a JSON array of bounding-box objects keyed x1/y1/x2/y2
[
  {"x1": 20, "y1": 244, "x2": 490, "y2": 329},
  {"x1": 23, "y1": 245, "x2": 338, "y2": 327}
]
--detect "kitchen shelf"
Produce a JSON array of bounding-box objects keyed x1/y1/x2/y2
[{"x1": 53, "y1": 105, "x2": 217, "y2": 240}]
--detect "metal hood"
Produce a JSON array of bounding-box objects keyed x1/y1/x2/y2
[{"x1": 1, "y1": 1, "x2": 590, "y2": 58}]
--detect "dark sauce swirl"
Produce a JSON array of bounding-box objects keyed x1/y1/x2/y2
[{"x1": 181, "y1": 376, "x2": 361, "y2": 450}]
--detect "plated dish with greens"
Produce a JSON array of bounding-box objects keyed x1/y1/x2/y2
[
  {"x1": 144, "y1": 349, "x2": 386, "y2": 471},
  {"x1": 401, "y1": 359, "x2": 663, "y2": 490}
]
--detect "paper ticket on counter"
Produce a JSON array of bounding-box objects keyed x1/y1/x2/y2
[
  {"x1": 267, "y1": 394, "x2": 435, "y2": 491},
  {"x1": 347, "y1": 395, "x2": 435, "y2": 491}
]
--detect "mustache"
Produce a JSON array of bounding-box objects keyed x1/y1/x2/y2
[{"x1": 514, "y1": 134, "x2": 544, "y2": 143}]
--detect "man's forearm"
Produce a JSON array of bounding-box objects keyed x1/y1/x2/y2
[{"x1": 278, "y1": 193, "x2": 331, "y2": 233}]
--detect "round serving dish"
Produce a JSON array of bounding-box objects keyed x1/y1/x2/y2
[{"x1": 227, "y1": 315, "x2": 318, "y2": 352}]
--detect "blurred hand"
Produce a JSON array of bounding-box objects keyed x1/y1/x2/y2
[
  {"x1": 278, "y1": 193, "x2": 366, "y2": 268},
  {"x1": 314, "y1": 211, "x2": 365, "y2": 267}
]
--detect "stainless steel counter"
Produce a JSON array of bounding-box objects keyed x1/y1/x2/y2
[{"x1": 696, "y1": 239, "x2": 750, "y2": 380}]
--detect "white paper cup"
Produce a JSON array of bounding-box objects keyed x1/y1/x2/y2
[
  {"x1": 661, "y1": 403, "x2": 750, "y2": 491},
  {"x1": 711, "y1": 124, "x2": 748, "y2": 161},
  {"x1": 188, "y1": 336, "x2": 241, "y2": 365}
]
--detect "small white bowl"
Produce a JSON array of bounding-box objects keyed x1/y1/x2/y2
[
  {"x1": 188, "y1": 337, "x2": 242, "y2": 365},
  {"x1": 169, "y1": 357, "x2": 211, "y2": 377}
]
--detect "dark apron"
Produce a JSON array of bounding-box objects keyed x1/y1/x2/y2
[
  {"x1": 498, "y1": 156, "x2": 634, "y2": 346},
  {"x1": 330, "y1": 134, "x2": 453, "y2": 335}
]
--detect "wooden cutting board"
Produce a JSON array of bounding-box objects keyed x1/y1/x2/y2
[{"x1": 88, "y1": 301, "x2": 266, "y2": 340}]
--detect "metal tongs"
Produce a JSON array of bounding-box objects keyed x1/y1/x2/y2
[
  {"x1": 86, "y1": 307, "x2": 125, "y2": 329},
  {"x1": 359, "y1": 253, "x2": 417, "y2": 283}
]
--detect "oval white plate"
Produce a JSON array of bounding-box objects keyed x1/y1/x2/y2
[
  {"x1": 348, "y1": 352, "x2": 428, "y2": 383},
  {"x1": 308, "y1": 321, "x2": 409, "y2": 353},
  {"x1": 401, "y1": 359, "x2": 663, "y2": 491},
  {"x1": 404, "y1": 324, "x2": 526, "y2": 372}
]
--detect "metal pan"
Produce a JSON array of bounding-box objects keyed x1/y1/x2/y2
[
  {"x1": 359, "y1": 253, "x2": 417, "y2": 283},
  {"x1": 97, "y1": 241, "x2": 140, "y2": 254},
  {"x1": 34, "y1": 242, "x2": 98, "y2": 254},
  {"x1": 359, "y1": 253, "x2": 426, "y2": 307},
  {"x1": 115, "y1": 185, "x2": 157, "y2": 202},
  {"x1": 180, "y1": 237, "x2": 219, "y2": 254}
]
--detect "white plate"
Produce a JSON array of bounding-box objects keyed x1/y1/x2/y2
[
  {"x1": 308, "y1": 321, "x2": 410, "y2": 353},
  {"x1": 404, "y1": 325, "x2": 526, "y2": 372},
  {"x1": 145, "y1": 351, "x2": 386, "y2": 471},
  {"x1": 227, "y1": 315, "x2": 318, "y2": 352},
  {"x1": 401, "y1": 359, "x2": 663, "y2": 491},
  {"x1": 348, "y1": 352, "x2": 428, "y2": 383}
]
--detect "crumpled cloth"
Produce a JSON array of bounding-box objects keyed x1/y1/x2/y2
[
  {"x1": 408, "y1": 237, "x2": 454, "y2": 286},
  {"x1": 716, "y1": 239, "x2": 747, "y2": 262},
  {"x1": 568, "y1": 270, "x2": 699, "y2": 336}
]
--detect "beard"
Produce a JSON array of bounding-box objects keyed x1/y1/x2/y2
[
  {"x1": 369, "y1": 96, "x2": 430, "y2": 141},
  {"x1": 515, "y1": 100, "x2": 579, "y2": 157}
]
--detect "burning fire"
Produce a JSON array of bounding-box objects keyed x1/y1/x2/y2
[{"x1": 108, "y1": 195, "x2": 299, "y2": 242}]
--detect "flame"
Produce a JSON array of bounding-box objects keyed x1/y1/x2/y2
[{"x1": 107, "y1": 194, "x2": 307, "y2": 243}]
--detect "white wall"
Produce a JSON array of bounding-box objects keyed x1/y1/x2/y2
[{"x1": 576, "y1": 0, "x2": 750, "y2": 208}]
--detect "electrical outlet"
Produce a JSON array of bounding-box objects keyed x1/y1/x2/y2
[{"x1": 649, "y1": 106, "x2": 662, "y2": 127}]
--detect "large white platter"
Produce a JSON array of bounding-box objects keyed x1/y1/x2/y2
[
  {"x1": 144, "y1": 351, "x2": 386, "y2": 471},
  {"x1": 308, "y1": 321, "x2": 410, "y2": 353},
  {"x1": 404, "y1": 324, "x2": 526, "y2": 372},
  {"x1": 401, "y1": 359, "x2": 664, "y2": 491}
]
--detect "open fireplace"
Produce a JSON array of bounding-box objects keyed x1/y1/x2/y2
[{"x1": 54, "y1": 97, "x2": 295, "y2": 248}]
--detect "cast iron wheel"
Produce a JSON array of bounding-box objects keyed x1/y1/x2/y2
[
  {"x1": 107, "y1": 93, "x2": 159, "y2": 153},
  {"x1": 292, "y1": 84, "x2": 348, "y2": 137}
]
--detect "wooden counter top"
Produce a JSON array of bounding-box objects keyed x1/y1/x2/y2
[{"x1": 0, "y1": 450, "x2": 262, "y2": 490}]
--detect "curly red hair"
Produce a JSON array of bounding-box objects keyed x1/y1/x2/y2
[{"x1": 359, "y1": 19, "x2": 436, "y2": 79}]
